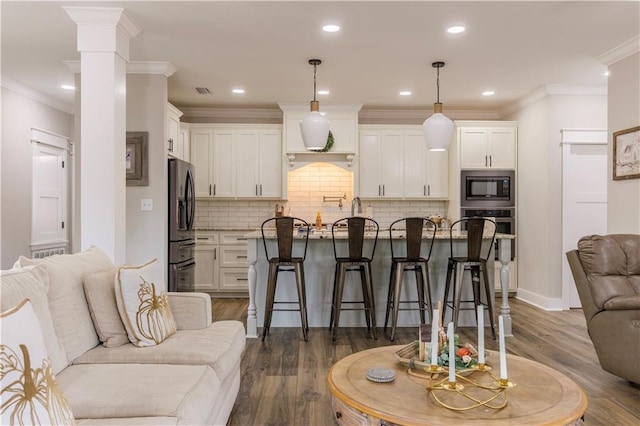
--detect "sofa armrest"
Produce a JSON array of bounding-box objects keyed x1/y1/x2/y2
[
  {"x1": 167, "y1": 292, "x2": 212, "y2": 330},
  {"x1": 604, "y1": 295, "x2": 640, "y2": 311}
]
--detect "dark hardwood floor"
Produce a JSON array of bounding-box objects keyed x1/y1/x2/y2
[{"x1": 213, "y1": 298, "x2": 640, "y2": 425}]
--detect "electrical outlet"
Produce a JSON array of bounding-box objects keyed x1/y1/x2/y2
[{"x1": 141, "y1": 199, "x2": 153, "y2": 211}]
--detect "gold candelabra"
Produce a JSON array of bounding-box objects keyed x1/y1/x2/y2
[{"x1": 408, "y1": 364, "x2": 515, "y2": 411}]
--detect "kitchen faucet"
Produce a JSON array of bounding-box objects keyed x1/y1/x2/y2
[{"x1": 351, "y1": 196, "x2": 363, "y2": 216}]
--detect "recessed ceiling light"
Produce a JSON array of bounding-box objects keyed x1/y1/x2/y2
[
  {"x1": 482, "y1": 90, "x2": 495, "y2": 96},
  {"x1": 317, "y1": 90, "x2": 329, "y2": 95},
  {"x1": 323, "y1": 24, "x2": 340, "y2": 33},
  {"x1": 604, "y1": 71, "x2": 610, "y2": 77},
  {"x1": 447, "y1": 25, "x2": 466, "y2": 34},
  {"x1": 399, "y1": 91, "x2": 412, "y2": 96},
  {"x1": 60, "y1": 84, "x2": 75, "y2": 90},
  {"x1": 232, "y1": 88, "x2": 245, "y2": 94}
]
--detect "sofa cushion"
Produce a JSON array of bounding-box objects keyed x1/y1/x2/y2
[
  {"x1": 0, "y1": 299, "x2": 76, "y2": 425},
  {"x1": 115, "y1": 259, "x2": 177, "y2": 347},
  {"x1": 56, "y1": 364, "x2": 219, "y2": 425},
  {"x1": 0, "y1": 266, "x2": 68, "y2": 374},
  {"x1": 17, "y1": 246, "x2": 114, "y2": 362},
  {"x1": 83, "y1": 268, "x2": 129, "y2": 347},
  {"x1": 73, "y1": 320, "x2": 246, "y2": 384}
]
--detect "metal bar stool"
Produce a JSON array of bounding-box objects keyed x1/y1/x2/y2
[
  {"x1": 384, "y1": 217, "x2": 437, "y2": 341},
  {"x1": 260, "y1": 216, "x2": 310, "y2": 342},
  {"x1": 329, "y1": 216, "x2": 379, "y2": 341},
  {"x1": 442, "y1": 217, "x2": 497, "y2": 339}
]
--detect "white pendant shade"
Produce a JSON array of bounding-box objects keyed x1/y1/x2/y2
[
  {"x1": 423, "y1": 111, "x2": 454, "y2": 151},
  {"x1": 300, "y1": 111, "x2": 330, "y2": 151}
]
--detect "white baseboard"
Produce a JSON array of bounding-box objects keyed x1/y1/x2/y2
[{"x1": 516, "y1": 288, "x2": 564, "y2": 311}]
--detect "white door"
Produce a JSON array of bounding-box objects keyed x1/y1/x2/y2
[
  {"x1": 562, "y1": 133, "x2": 608, "y2": 309},
  {"x1": 32, "y1": 142, "x2": 67, "y2": 245}
]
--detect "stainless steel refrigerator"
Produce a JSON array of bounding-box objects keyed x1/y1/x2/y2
[{"x1": 168, "y1": 158, "x2": 196, "y2": 292}]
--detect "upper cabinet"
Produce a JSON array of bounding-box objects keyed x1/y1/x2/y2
[
  {"x1": 189, "y1": 124, "x2": 282, "y2": 199},
  {"x1": 458, "y1": 124, "x2": 517, "y2": 170},
  {"x1": 167, "y1": 103, "x2": 186, "y2": 160},
  {"x1": 358, "y1": 125, "x2": 449, "y2": 200}
]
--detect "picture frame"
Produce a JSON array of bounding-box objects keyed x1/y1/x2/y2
[
  {"x1": 613, "y1": 126, "x2": 640, "y2": 180},
  {"x1": 126, "y1": 131, "x2": 149, "y2": 186}
]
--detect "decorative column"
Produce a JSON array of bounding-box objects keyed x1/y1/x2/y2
[
  {"x1": 498, "y1": 237, "x2": 513, "y2": 336},
  {"x1": 64, "y1": 7, "x2": 141, "y2": 264},
  {"x1": 246, "y1": 238, "x2": 259, "y2": 338}
]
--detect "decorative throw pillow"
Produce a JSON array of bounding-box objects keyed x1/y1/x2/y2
[
  {"x1": 115, "y1": 259, "x2": 177, "y2": 347},
  {"x1": 0, "y1": 299, "x2": 76, "y2": 425},
  {"x1": 83, "y1": 268, "x2": 130, "y2": 348},
  {"x1": 17, "y1": 245, "x2": 114, "y2": 362},
  {"x1": 0, "y1": 266, "x2": 68, "y2": 374}
]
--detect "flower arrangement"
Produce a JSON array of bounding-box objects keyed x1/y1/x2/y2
[
  {"x1": 419, "y1": 324, "x2": 480, "y2": 369},
  {"x1": 437, "y1": 334, "x2": 480, "y2": 369}
]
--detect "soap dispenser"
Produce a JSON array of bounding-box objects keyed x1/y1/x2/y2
[{"x1": 315, "y1": 212, "x2": 322, "y2": 229}]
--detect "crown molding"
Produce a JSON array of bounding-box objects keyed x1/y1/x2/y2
[
  {"x1": 63, "y1": 7, "x2": 141, "y2": 39},
  {"x1": 500, "y1": 84, "x2": 607, "y2": 117},
  {"x1": 359, "y1": 108, "x2": 501, "y2": 121},
  {"x1": 180, "y1": 107, "x2": 283, "y2": 120},
  {"x1": 64, "y1": 60, "x2": 176, "y2": 77},
  {"x1": 127, "y1": 62, "x2": 177, "y2": 77},
  {"x1": 1, "y1": 75, "x2": 74, "y2": 114},
  {"x1": 278, "y1": 102, "x2": 363, "y2": 113},
  {"x1": 598, "y1": 35, "x2": 640, "y2": 66}
]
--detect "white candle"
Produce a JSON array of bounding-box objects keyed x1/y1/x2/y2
[
  {"x1": 477, "y1": 305, "x2": 485, "y2": 364},
  {"x1": 430, "y1": 308, "x2": 439, "y2": 366},
  {"x1": 499, "y1": 315, "x2": 508, "y2": 379},
  {"x1": 447, "y1": 322, "x2": 455, "y2": 383}
]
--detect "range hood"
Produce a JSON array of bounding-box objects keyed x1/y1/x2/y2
[{"x1": 278, "y1": 102, "x2": 363, "y2": 168}]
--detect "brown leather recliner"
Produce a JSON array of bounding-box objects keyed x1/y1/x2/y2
[{"x1": 566, "y1": 234, "x2": 640, "y2": 385}]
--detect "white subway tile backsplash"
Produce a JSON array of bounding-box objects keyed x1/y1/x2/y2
[{"x1": 194, "y1": 162, "x2": 446, "y2": 229}]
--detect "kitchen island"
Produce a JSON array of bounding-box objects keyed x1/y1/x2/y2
[{"x1": 244, "y1": 228, "x2": 515, "y2": 338}]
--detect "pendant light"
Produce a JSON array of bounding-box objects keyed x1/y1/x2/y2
[
  {"x1": 423, "y1": 61, "x2": 454, "y2": 151},
  {"x1": 300, "y1": 59, "x2": 330, "y2": 151}
]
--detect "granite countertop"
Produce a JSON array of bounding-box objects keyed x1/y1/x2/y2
[{"x1": 244, "y1": 229, "x2": 515, "y2": 240}]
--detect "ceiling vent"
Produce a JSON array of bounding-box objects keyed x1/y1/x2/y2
[{"x1": 195, "y1": 87, "x2": 211, "y2": 94}]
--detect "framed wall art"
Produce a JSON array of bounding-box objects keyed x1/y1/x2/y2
[
  {"x1": 613, "y1": 126, "x2": 640, "y2": 180},
  {"x1": 126, "y1": 131, "x2": 149, "y2": 186}
]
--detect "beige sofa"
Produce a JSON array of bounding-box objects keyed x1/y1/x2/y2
[
  {"x1": 566, "y1": 234, "x2": 640, "y2": 385},
  {"x1": 1, "y1": 247, "x2": 246, "y2": 425}
]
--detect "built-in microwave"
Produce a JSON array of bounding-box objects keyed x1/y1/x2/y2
[{"x1": 461, "y1": 170, "x2": 515, "y2": 208}]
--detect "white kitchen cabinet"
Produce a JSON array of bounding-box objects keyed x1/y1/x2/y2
[
  {"x1": 195, "y1": 230, "x2": 249, "y2": 295},
  {"x1": 235, "y1": 129, "x2": 282, "y2": 198},
  {"x1": 190, "y1": 124, "x2": 282, "y2": 199},
  {"x1": 359, "y1": 126, "x2": 448, "y2": 199},
  {"x1": 212, "y1": 130, "x2": 235, "y2": 198},
  {"x1": 359, "y1": 129, "x2": 404, "y2": 198},
  {"x1": 194, "y1": 233, "x2": 218, "y2": 292},
  {"x1": 190, "y1": 128, "x2": 214, "y2": 197},
  {"x1": 167, "y1": 103, "x2": 183, "y2": 159},
  {"x1": 178, "y1": 123, "x2": 190, "y2": 162},
  {"x1": 403, "y1": 129, "x2": 449, "y2": 199},
  {"x1": 459, "y1": 126, "x2": 517, "y2": 170}
]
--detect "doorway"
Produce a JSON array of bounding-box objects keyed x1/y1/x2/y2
[{"x1": 561, "y1": 129, "x2": 608, "y2": 309}]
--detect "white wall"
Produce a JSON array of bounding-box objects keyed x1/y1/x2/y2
[
  {"x1": 505, "y1": 91, "x2": 607, "y2": 308},
  {"x1": 607, "y1": 52, "x2": 640, "y2": 233},
  {"x1": 1, "y1": 87, "x2": 73, "y2": 269},
  {"x1": 125, "y1": 74, "x2": 169, "y2": 275}
]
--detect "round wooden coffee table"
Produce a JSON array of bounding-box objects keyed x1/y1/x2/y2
[{"x1": 327, "y1": 345, "x2": 588, "y2": 425}]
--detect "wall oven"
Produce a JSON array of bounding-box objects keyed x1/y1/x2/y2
[
  {"x1": 461, "y1": 170, "x2": 515, "y2": 208},
  {"x1": 461, "y1": 208, "x2": 515, "y2": 261}
]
